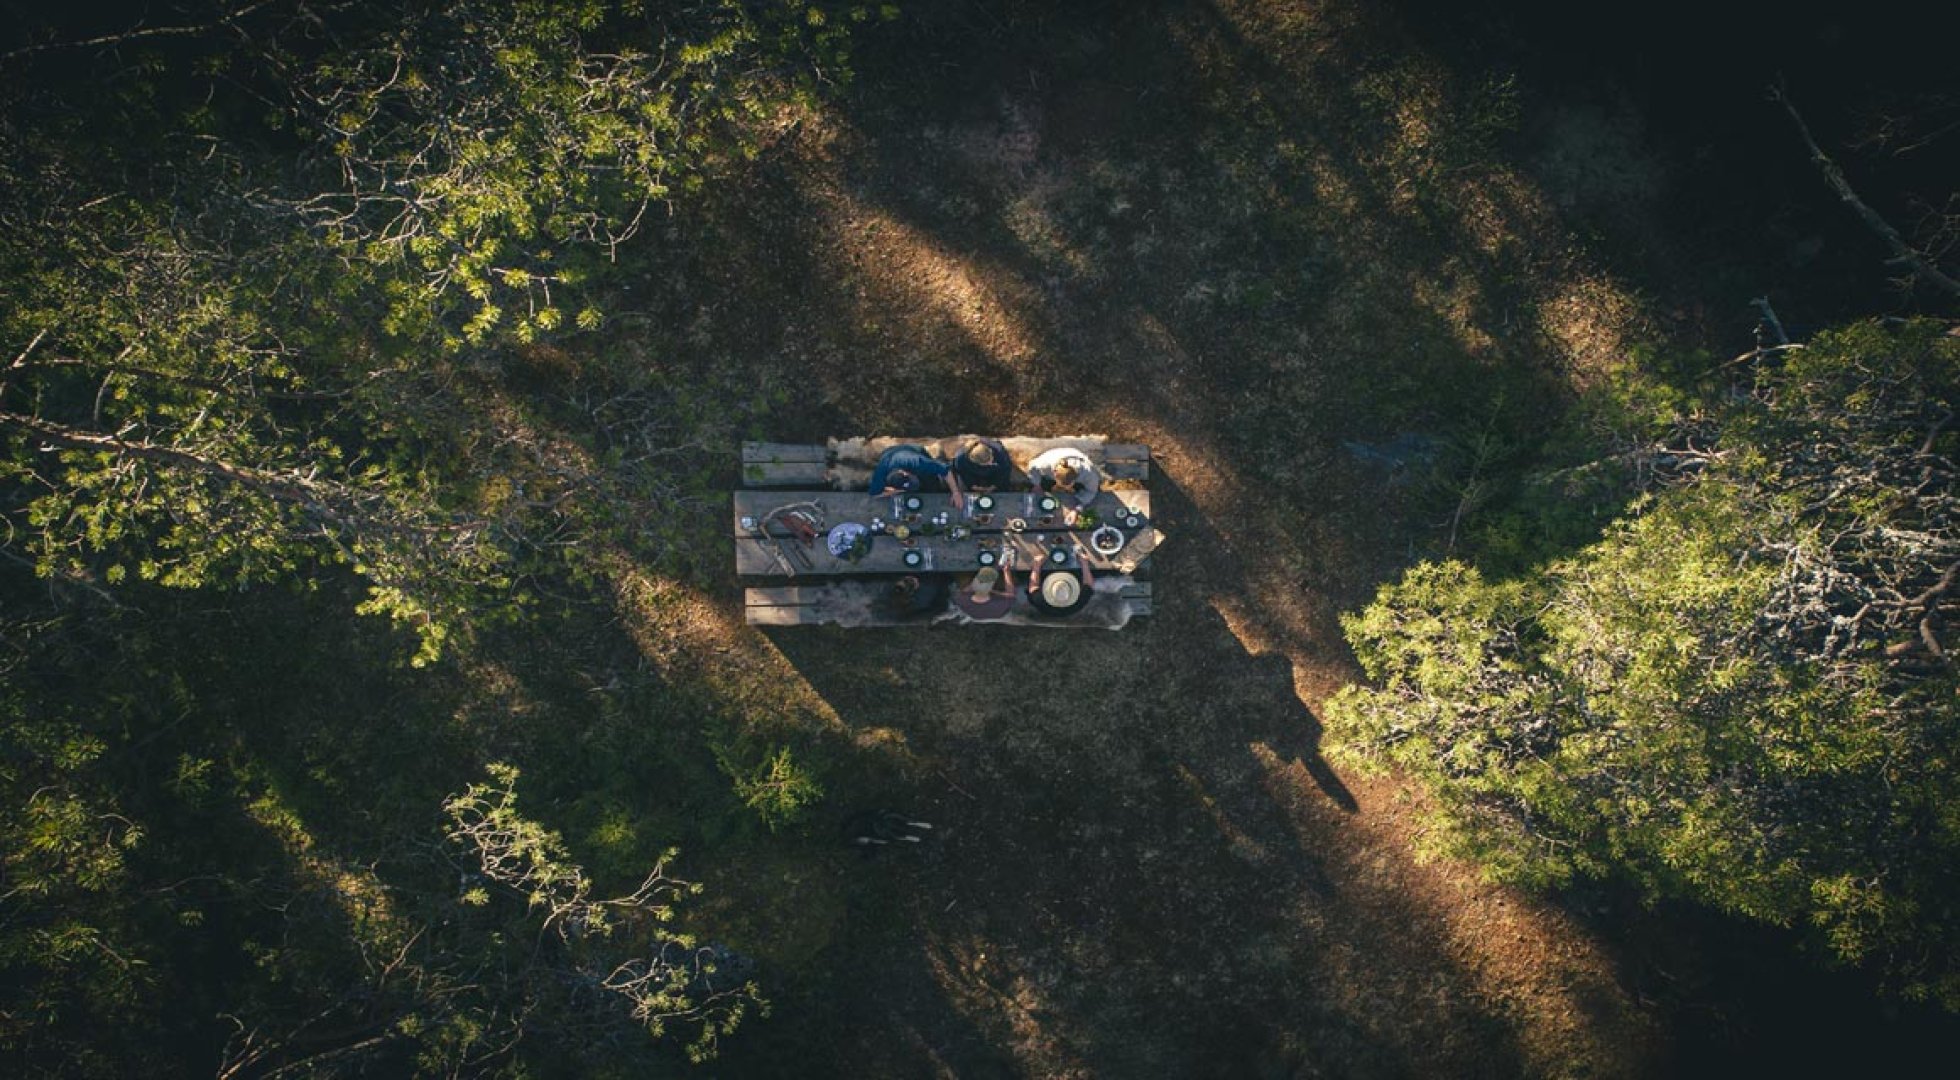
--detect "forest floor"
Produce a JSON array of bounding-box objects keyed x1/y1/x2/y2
[
  {"x1": 10, "y1": 2, "x2": 1959, "y2": 1077},
  {"x1": 596, "y1": 1, "x2": 1666, "y2": 1075},
  {"x1": 492, "y1": 1, "x2": 1945, "y2": 1075}
]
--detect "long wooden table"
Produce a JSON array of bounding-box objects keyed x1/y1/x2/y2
[{"x1": 733, "y1": 489, "x2": 1162, "y2": 575}]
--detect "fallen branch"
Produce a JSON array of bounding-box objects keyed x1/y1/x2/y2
[
  {"x1": 1773, "y1": 85, "x2": 1960, "y2": 302},
  {"x1": 0, "y1": 1, "x2": 275, "y2": 65}
]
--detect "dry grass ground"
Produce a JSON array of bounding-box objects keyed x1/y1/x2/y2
[{"x1": 577, "y1": 0, "x2": 1707, "y2": 1074}]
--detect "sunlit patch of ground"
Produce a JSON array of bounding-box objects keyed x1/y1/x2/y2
[{"x1": 622, "y1": 0, "x2": 1709, "y2": 1073}]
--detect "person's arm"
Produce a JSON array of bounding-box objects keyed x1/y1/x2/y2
[
  {"x1": 1075, "y1": 541, "x2": 1096, "y2": 588},
  {"x1": 946, "y1": 466, "x2": 966, "y2": 510}
]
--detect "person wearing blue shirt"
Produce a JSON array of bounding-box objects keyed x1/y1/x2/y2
[{"x1": 869, "y1": 443, "x2": 953, "y2": 500}]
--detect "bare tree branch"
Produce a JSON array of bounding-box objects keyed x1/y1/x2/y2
[
  {"x1": 2, "y1": 409, "x2": 329, "y2": 507},
  {"x1": 1773, "y1": 85, "x2": 1960, "y2": 303},
  {"x1": 0, "y1": 1, "x2": 279, "y2": 65}
]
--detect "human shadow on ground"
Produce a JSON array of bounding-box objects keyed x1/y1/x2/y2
[
  {"x1": 1141, "y1": 467, "x2": 1358, "y2": 813},
  {"x1": 647, "y1": 2, "x2": 1670, "y2": 1071},
  {"x1": 754, "y1": 466, "x2": 1552, "y2": 1076}
]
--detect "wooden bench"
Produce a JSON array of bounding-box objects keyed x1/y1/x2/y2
[
  {"x1": 740, "y1": 436, "x2": 1151, "y2": 489},
  {"x1": 740, "y1": 442, "x2": 829, "y2": 488},
  {"x1": 744, "y1": 579, "x2": 1152, "y2": 627}
]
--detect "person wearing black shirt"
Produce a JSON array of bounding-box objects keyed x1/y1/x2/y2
[
  {"x1": 884, "y1": 574, "x2": 951, "y2": 620},
  {"x1": 951, "y1": 437, "x2": 1013, "y2": 494},
  {"x1": 1006, "y1": 542, "x2": 1094, "y2": 617}
]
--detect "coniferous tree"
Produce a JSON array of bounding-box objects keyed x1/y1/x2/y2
[{"x1": 1330, "y1": 319, "x2": 1960, "y2": 1006}]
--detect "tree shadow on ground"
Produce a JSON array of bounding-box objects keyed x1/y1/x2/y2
[
  {"x1": 600, "y1": 1, "x2": 1684, "y2": 1072},
  {"x1": 731, "y1": 463, "x2": 1652, "y2": 1076}
]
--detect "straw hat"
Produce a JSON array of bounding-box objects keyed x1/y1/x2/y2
[
  {"x1": 968, "y1": 566, "x2": 1000, "y2": 599},
  {"x1": 1040, "y1": 572, "x2": 1082, "y2": 609}
]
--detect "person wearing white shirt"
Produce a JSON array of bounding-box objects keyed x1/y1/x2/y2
[{"x1": 1025, "y1": 446, "x2": 1101, "y2": 523}]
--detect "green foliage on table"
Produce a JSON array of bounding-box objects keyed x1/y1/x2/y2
[{"x1": 1328, "y1": 319, "x2": 1960, "y2": 1006}]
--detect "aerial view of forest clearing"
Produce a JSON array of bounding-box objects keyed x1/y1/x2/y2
[{"x1": 3, "y1": 1, "x2": 1957, "y2": 1077}]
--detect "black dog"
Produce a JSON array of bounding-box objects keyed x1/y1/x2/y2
[{"x1": 842, "y1": 810, "x2": 933, "y2": 849}]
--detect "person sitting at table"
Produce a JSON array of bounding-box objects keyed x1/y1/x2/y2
[
  {"x1": 953, "y1": 565, "x2": 1013, "y2": 620},
  {"x1": 1007, "y1": 541, "x2": 1094, "y2": 618},
  {"x1": 1026, "y1": 446, "x2": 1101, "y2": 524},
  {"x1": 869, "y1": 443, "x2": 956, "y2": 505},
  {"x1": 883, "y1": 573, "x2": 950, "y2": 621},
  {"x1": 951, "y1": 438, "x2": 1013, "y2": 493}
]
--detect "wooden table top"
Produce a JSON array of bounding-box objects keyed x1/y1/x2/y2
[
  {"x1": 731, "y1": 489, "x2": 1150, "y2": 536},
  {"x1": 732, "y1": 489, "x2": 1162, "y2": 576}
]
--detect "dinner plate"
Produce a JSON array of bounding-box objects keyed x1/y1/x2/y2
[
  {"x1": 974, "y1": 495, "x2": 995, "y2": 512},
  {"x1": 903, "y1": 495, "x2": 923, "y2": 512},
  {"x1": 1049, "y1": 548, "x2": 1068, "y2": 564},
  {"x1": 1038, "y1": 496, "x2": 1059, "y2": 513},
  {"x1": 903, "y1": 550, "x2": 924, "y2": 567},
  {"x1": 826, "y1": 522, "x2": 869, "y2": 557},
  {"x1": 978, "y1": 551, "x2": 997, "y2": 566}
]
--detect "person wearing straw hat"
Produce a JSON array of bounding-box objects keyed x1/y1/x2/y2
[
  {"x1": 954, "y1": 565, "x2": 1013, "y2": 620},
  {"x1": 1011, "y1": 540, "x2": 1094, "y2": 618}
]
